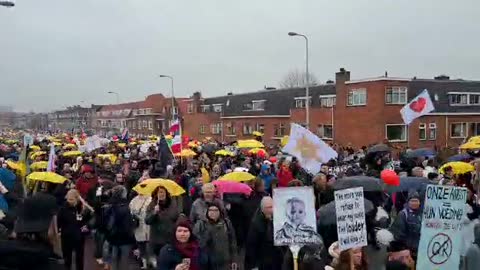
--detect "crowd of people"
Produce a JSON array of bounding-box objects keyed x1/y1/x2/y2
[{"x1": 0, "y1": 132, "x2": 480, "y2": 270}]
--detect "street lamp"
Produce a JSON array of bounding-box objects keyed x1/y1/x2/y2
[
  {"x1": 159, "y1": 75, "x2": 176, "y2": 117},
  {"x1": 107, "y1": 91, "x2": 120, "y2": 104},
  {"x1": 288, "y1": 31, "x2": 310, "y2": 129},
  {"x1": 0, "y1": 1, "x2": 14, "y2": 7}
]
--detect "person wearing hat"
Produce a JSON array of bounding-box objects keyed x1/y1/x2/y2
[
  {"x1": 390, "y1": 192, "x2": 422, "y2": 256},
  {"x1": 75, "y1": 164, "x2": 98, "y2": 199}
]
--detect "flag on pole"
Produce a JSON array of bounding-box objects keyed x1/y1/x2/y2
[
  {"x1": 157, "y1": 135, "x2": 174, "y2": 174},
  {"x1": 282, "y1": 123, "x2": 338, "y2": 174},
  {"x1": 47, "y1": 143, "x2": 56, "y2": 172},
  {"x1": 121, "y1": 128, "x2": 129, "y2": 142},
  {"x1": 169, "y1": 120, "x2": 182, "y2": 154},
  {"x1": 400, "y1": 89, "x2": 435, "y2": 125}
]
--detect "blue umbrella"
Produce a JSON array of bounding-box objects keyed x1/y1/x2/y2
[
  {"x1": 0, "y1": 168, "x2": 16, "y2": 190},
  {"x1": 385, "y1": 176, "x2": 433, "y2": 193},
  {"x1": 406, "y1": 148, "x2": 436, "y2": 158},
  {"x1": 447, "y1": 153, "x2": 472, "y2": 162}
]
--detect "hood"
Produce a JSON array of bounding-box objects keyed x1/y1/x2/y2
[{"x1": 260, "y1": 164, "x2": 271, "y2": 174}]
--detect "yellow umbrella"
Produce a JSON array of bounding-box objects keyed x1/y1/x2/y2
[
  {"x1": 201, "y1": 167, "x2": 210, "y2": 183},
  {"x1": 459, "y1": 141, "x2": 480, "y2": 150},
  {"x1": 27, "y1": 172, "x2": 67, "y2": 184},
  {"x1": 63, "y1": 143, "x2": 77, "y2": 149},
  {"x1": 6, "y1": 160, "x2": 20, "y2": 170},
  {"x1": 5, "y1": 139, "x2": 18, "y2": 145},
  {"x1": 30, "y1": 161, "x2": 48, "y2": 170},
  {"x1": 236, "y1": 139, "x2": 264, "y2": 149},
  {"x1": 118, "y1": 143, "x2": 126, "y2": 148},
  {"x1": 63, "y1": 151, "x2": 83, "y2": 157},
  {"x1": 30, "y1": 151, "x2": 47, "y2": 160},
  {"x1": 53, "y1": 142, "x2": 62, "y2": 146},
  {"x1": 439, "y1": 162, "x2": 475, "y2": 174},
  {"x1": 281, "y1": 135, "x2": 289, "y2": 147},
  {"x1": 215, "y1": 149, "x2": 235, "y2": 157},
  {"x1": 248, "y1": 148, "x2": 266, "y2": 154},
  {"x1": 218, "y1": 171, "x2": 256, "y2": 182},
  {"x1": 174, "y1": 149, "x2": 197, "y2": 158},
  {"x1": 467, "y1": 136, "x2": 480, "y2": 143},
  {"x1": 252, "y1": 131, "x2": 264, "y2": 137},
  {"x1": 98, "y1": 154, "x2": 117, "y2": 164},
  {"x1": 29, "y1": 145, "x2": 41, "y2": 151},
  {"x1": 133, "y1": 178, "x2": 186, "y2": 196}
]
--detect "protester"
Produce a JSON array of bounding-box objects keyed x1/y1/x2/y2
[
  {"x1": 464, "y1": 223, "x2": 480, "y2": 270},
  {"x1": 129, "y1": 193, "x2": 152, "y2": 269},
  {"x1": 335, "y1": 247, "x2": 368, "y2": 270},
  {"x1": 76, "y1": 165, "x2": 98, "y2": 198},
  {"x1": 189, "y1": 183, "x2": 225, "y2": 225},
  {"x1": 390, "y1": 192, "x2": 422, "y2": 255}
]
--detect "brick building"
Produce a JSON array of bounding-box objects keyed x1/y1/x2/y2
[{"x1": 181, "y1": 69, "x2": 480, "y2": 149}]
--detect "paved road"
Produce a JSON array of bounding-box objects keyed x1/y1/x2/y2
[{"x1": 83, "y1": 237, "x2": 141, "y2": 270}]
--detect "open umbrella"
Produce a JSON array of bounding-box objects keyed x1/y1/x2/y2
[
  {"x1": 63, "y1": 143, "x2": 77, "y2": 149},
  {"x1": 218, "y1": 171, "x2": 256, "y2": 182},
  {"x1": 0, "y1": 168, "x2": 16, "y2": 190},
  {"x1": 98, "y1": 154, "x2": 117, "y2": 164},
  {"x1": 6, "y1": 160, "x2": 20, "y2": 171},
  {"x1": 439, "y1": 161, "x2": 475, "y2": 174},
  {"x1": 333, "y1": 176, "x2": 382, "y2": 192},
  {"x1": 63, "y1": 151, "x2": 83, "y2": 158},
  {"x1": 215, "y1": 149, "x2": 235, "y2": 157},
  {"x1": 317, "y1": 199, "x2": 374, "y2": 226},
  {"x1": 236, "y1": 139, "x2": 264, "y2": 149},
  {"x1": 406, "y1": 148, "x2": 436, "y2": 158},
  {"x1": 29, "y1": 145, "x2": 41, "y2": 151},
  {"x1": 384, "y1": 177, "x2": 432, "y2": 193},
  {"x1": 252, "y1": 131, "x2": 264, "y2": 137},
  {"x1": 174, "y1": 149, "x2": 197, "y2": 158},
  {"x1": 213, "y1": 181, "x2": 252, "y2": 197},
  {"x1": 447, "y1": 153, "x2": 472, "y2": 162},
  {"x1": 459, "y1": 141, "x2": 480, "y2": 150},
  {"x1": 30, "y1": 161, "x2": 48, "y2": 170},
  {"x1": 132, "y1": 178, "x2": 185, "y2": 197},
  {"x1": 27, "y1": 172, "x2": 67, "y2": 184},
  {"x1": 367, "y1": 144, "x2": 390, "y2": 154},
  {"x1": 248, "y1": 148, "x2": 266, "y2": 155},
  {"x1": 30, "y1": 151, "x2": 46, "y2": 160}
]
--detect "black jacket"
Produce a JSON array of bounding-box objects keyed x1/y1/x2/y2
[
  {"x1": 57, "y1": 203, "x2": 92, "y2": 241},
  {"x1": 157, "y1": 244, "x2": 206, "y2": 270},
  {"x1": 245, "y1": 210, "x2": 285, "y2": 270},
  {"x1": 0, "y1": 238, "x2": 63, "y2": 270},
  {"x1": 103, "y1": 198, "x2": 136, "y2": 246}
]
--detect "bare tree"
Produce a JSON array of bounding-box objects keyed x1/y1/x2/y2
[{"x1": 279, "y1": 69, "x2": 319, "y2": 89}]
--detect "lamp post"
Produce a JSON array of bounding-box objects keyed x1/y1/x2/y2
[
  {"x1": 159, "y1": 75, "x2": 175, "y2": 118},
  {"x1": 107, "y1": 91, "x2": 120, "y2": 104},
  {"x1": 0, "y1": 1, "x2": 14, "y2": 7},
  {"x1": 288, "y1": 31, "x2": 310, "y2": 129}
]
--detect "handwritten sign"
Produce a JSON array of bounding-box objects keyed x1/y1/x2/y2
[
  {"x1": 334, "y1": 187, "x2": 368, "y2": 251},
  {"x1": 417, "y1": 185, "x2": 467, "y2": 270}
]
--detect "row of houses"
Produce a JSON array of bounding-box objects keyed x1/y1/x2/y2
[{"x1": 43, "y1": 68, "x2": 480, "y2": 149}]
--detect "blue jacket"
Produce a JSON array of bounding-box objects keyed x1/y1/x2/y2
[{"x1": 259, "y1": 165, "x2": 275, "y2": 193}]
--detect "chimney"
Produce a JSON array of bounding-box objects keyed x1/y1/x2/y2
[
  {"x1": 192, "y1": 91, "x2": 201, "y2": 101},
  {"x1": 227, "y1": 92, "x2": 233, "y2": 96},
  {"x1": 384, "y1": 71, "x2": 388, "y2": 77},
  {"x1": 434, "y1": 75, "x2": 450, "y2": 80},
  {"x1": 335, "y1": 68, "x2": 350, "y2": 84}
]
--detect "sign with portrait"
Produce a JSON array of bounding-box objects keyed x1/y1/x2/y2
[
  {"x1": 416, "y1": 185, "x2": 467, "y2": 270},
  {"x1": 334, "y1": 187, "x2": 368, "y2": 251},
  {"x1": 273, "y1": 186, "x2": 321, "y2": 246}
]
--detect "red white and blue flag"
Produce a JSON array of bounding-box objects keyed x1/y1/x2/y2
[
  {"x1": 169, "y1": 120, "x2": 182, "y2": 154},
  {"x1": 121, "y1": 128, "x2": 129, "y2": 141}
]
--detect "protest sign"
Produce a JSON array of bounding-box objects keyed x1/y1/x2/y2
[
  {"x1": 334, "y1": 187, "x2": 368, "y2": 251},
  {"x1": 23, "y1": 133, "x2": 33, "y2": 146},
  {"x1": 416, "y1": 185, "x2": 468, "y2": 270},
  {"x1": 273, "y1": 186, "x2": 321, "y2": 246}
]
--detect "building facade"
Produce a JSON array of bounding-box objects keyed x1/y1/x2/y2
[
  {"x1": 181, "y1": 69, "x2": 480, "y2": 149},
  {"x1": 48, "y1": 105, "x2": 98, "y2": 132}
]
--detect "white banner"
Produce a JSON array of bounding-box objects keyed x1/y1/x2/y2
[{"x1": 335, "y1": 187, "x2": 368, "y2": 251}]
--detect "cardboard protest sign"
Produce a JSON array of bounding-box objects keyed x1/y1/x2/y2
[
  {"x1": 334, "y1": 187, "x2": 368, "y2": 251},
  {"x1": 273, "y1": 186, "x2": 321, "y2": 246},
  {"x1": 416, "y1": 185, "x2": 468, "y2": 270}
]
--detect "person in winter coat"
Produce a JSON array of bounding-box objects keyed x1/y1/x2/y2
[
  {"x1": 313, "y1": 173, "x2": 334, "y2": 209},
  {"x1": 189, "y1": 183, "x2": 225, "y2": 225},
  {"x1": 158, "y1": 220, "x2": 206, "y2": 270},
  {"x1": 75, "y1": 165, "x2": 98, "y2": 199},
  {"x1": 245, "y1": 196, "x2": 285, "y2": 270},
  {"x1": 193, "y1": 202, "x2": 237, "y2": 270},
  {"x1": 130, "y1": 194, "x2": 152, "y2": 269},
  {"x1": 104, "y1": 185, "x2": 136, "y2": 270},
  {"x1": 57, "y1": 189, "x2": 93, "y2": 270},
  {"x1": 464, "y1": 223, "x2": 480, "y2": 270},
  {"x1": 390, "y1": 192, "x2": 422, "y2": 256},
  {"x1": 335, "y1": 247, "x2": 369, "y2": 270},
  {"x1": 259, "y1": 163, "x2": 275, "y2": 194},
  {"x1": 277, "y1": 161, "x2": 294, "y2": 187},
  {"x1": 145, "y1": 186, "x2": 180, "y2": 259}
]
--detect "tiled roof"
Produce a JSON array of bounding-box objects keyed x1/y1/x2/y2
[
  {"x1": 408, "y1": 79, "x2": 480, "y2": 113},
  {"x1": 99, "y1": 101, "x2": 145, "y2": 111},
  {"x1": 202, "y1": 85, "x2": 336, "y2": 116}
]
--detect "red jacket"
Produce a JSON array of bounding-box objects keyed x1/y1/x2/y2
[
  {"x1": 277, "y1": 166, "x2": 294, "y2": 187},
  {"x1": 75, "y1": 176, "x2": 98, "y2": 198}
]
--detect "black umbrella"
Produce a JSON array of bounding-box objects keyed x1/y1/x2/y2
[
  {"x1": 317, "y1": 199, "x2": 374, "y2": 226},
  {"x1": 367, "y1": 144, "x2": 390, "y2": 154},
  {"x1": 406, "y1": 148, "x2": 436, "y2": 158},
  {"x1": 202, "y1": 144, "x2": 219, "y2": 154},
  {"x1": 333, "y1": 176, "x2": 382, "y2": 192},
  {"x1": 384, "y1": 176, "x2": 433, "y2": 193}
]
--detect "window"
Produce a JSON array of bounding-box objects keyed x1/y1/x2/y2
[
  {"x1": 137, "y1": 120, "x2": 141, "y2": 129},
  {"x1": 145, "y1": 108, "x2": 152, "y2": 114},
  {"x1": 187, "y1": 103, "x2": 194, "y2": 114},
  {"x1": 274, "y1": 124, "x2": 286, "y2": 137},
  {"x1": 319, "y1": 95, "x2": 336, "y2": 107},
  {"x1": 449, "y1": 94, "x2": 468, "y2": 105},
  {"x1": 385, "y1": 86, "x2": 408, "y2": 104},
  {"x1": 201, "y1": 105, "x2": 210, "y2": 113},
  {"x1": 429, "y1": 123, "x2": 437, "y2": 140},
  {"x1": 470, "y1": 94, "x2": 480, "y2": 105},
  {"x1": 211, "y1": 123, "x2": 221, "y2": 134},
  {"x1": 244, "y1": 100, "x2": 266, "y2": 111},
  {"x1": 419, "y1": 123, "x2": 426, "y2": 140},
  {"x1": 143, "y1": 120, "x2": 147, "y2": 128},
  {"x1": 148, "y1": 121, "x2": 153, "y2": 130},
  {"x1": 471, "y1": 123, "x2": 480, "y2": 136},
  {"x1": 212, "y1": 104, "x2": 222, "y2": 113},
  {"x1": 317, "y1": 124, "x2": 333, "y2": 139},
  {"x1": 132, "y1": 121, "x2": 136, "y2": 129},
  {"x1": 347, "y1": 88, "x2": 367, "y2": 106},
  {"x1": 256, "y1": 123, "x2": 265, "y2": 134},
  {"x1": 295, "y1": 97, "x2": 312, "y2": 108},
  {"x1": 199, "y1": 125, "x2": 207, "y2": 134},
  {"x1": 386, "y1": 124, "x2": 407, "y2": 142},
  {"x1": 243, "y1": 123, "x2": 253, "y2": 135},
  {"x1": 450, "y1": 123, "x2": 467, "y2": 138},
  {"x1": 226, "y1": 122, "x2": 236, "y2": 136}
]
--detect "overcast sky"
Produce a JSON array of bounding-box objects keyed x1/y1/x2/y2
[{"x1": 1, "y1": 0, "x2": 479, "y2": 112}]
